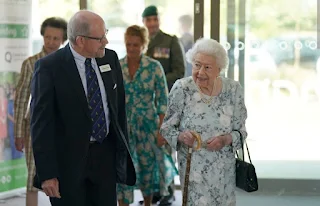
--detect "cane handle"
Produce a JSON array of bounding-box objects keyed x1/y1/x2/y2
[{"x1": 190, "y1": 131, "x2": 201, "y2": 150}]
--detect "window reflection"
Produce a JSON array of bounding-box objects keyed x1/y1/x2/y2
[{"x1": 220, "y1": 0, "x2": 320, "y2": 180}]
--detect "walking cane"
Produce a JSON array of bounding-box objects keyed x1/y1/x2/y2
[{"x1": 182, "y1": 131, "x2": 202, "y2": 206}]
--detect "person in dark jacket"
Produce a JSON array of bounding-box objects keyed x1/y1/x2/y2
[
  {"x1": 143, "y1": 5, "x2": 186, "y2": 91},
  {"x1": 30, "y1": 10, "x2": 135, "y2": 206}
]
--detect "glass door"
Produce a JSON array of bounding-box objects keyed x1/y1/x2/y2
[{"x1": 217, "y1": 0, "x2": 320, "y2": 182}]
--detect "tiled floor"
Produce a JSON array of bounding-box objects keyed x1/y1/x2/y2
[{"x1": 1, "y1": 189, "x2": 320, "y2": 206}]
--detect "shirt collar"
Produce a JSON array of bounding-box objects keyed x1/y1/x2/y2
[
  {"x1": 41, "y1": 47, "x2": 48, "y2": 55},
  {"x1": 150, "y1": 30, "x2": 160, "y2": 40}
]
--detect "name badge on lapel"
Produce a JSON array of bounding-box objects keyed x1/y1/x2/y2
[{"x1": 99, "y1": 64, "x2": 111, "y2": 73}]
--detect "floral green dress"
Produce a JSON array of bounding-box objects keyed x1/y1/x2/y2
[{"x1": 117, "y1": 55, "x2": 178, "y2": 204}]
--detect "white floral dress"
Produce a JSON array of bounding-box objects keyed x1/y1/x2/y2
[{"x1": 160, "y1": 76, "x2": 247, "y2": 206}]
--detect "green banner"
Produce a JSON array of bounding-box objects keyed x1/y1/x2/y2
[
  {"x1": 0, "y1": 0, "x2": 31, "y2": 198},
  {"x1": 0, "y1": 24, "x2": 29, "y2": 39},
  {"x1": 0, "y1": 158, "x2": 27, "y2": 192}
]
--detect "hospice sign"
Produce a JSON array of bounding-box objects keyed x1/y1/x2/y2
[
  {"x1": 0, "y1": 0, "x2": 31, "y2": 194},
  {"x1": 0, "y1": 0, "x2": 32, "y2": 72}
]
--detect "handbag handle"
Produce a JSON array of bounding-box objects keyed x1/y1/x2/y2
[{"x1": 233, "y1": 130, "x2": 252, "y2": 164}]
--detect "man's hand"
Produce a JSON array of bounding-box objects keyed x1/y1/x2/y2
[
  {"x1": 41, "y1": 178, "x2": 61, "y2": 198},
  {"x1": 15, "y1": 138, "x2": 24, "y2": 152}
]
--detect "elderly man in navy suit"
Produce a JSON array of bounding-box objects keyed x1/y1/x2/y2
[{"x1": 30, "y1": 10, "x2": 135, "y2": 206}]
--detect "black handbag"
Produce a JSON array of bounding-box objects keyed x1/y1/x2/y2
[{"x1": 234, "y1": 130, "x2": 258, "y2": 192}]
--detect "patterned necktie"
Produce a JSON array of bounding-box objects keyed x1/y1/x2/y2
[{"x1": 85, "y1": 58, "x2": 107, "y2": 143}]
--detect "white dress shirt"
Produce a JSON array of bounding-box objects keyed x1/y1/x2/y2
[{"x1": 70, "y1": 45, "x2": 110, "y2": 141}]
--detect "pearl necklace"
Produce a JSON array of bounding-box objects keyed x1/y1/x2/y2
[{"x1": 196, "y1": 77, "x2": 220, "y2": 104}]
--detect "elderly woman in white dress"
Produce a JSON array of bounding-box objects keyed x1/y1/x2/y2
[{"x1": 160, "y1": 38, "x2": 247, "y2": 206}]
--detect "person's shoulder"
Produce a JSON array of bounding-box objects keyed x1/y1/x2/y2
[
  {"x1": 159, "y1": 30, "x2": 178, "y2": 40},
  {"x1": 34, "y1": 48, "x2": 64, "y2": 73},
  {"x1": 223, "y1": 77, "x2": 241, "y2": 85},
  {"x1": 40, "y1": 47, "x2": 64, "y2": 62},
  {"x1": 221, "y1": 77, "x2": 243, "y2": 91},
  {"x1": 22, "y1": 50, "x2": 45, "y2": 65},
  {"x1": 181, "y1": 33, "x2": 194, "y2": 43},
  {"x1": 119, "y1": 56, "x2": 127, "y2": 70},
  {"x1": 183, "y1": 32, "x2": 194, "y2": 39},
  {"x1": 160, "y1": 30, "x2": 172, "y2": 37},
  {"x1": 172, "y1": 76, "x2": 193, "y2": 90},
  {"x1": 26, "y1": 52, "x2": 42, "y2": 61},
  {"x1": 105, "y1": 48, "x2": 118, "y2": 59},
  {"x1": 141, "y1": 55, "x2": 163, "y2": 71},
  {"x1": 103, "y1": 48, "x2": 124, "y2": 72},
  {"x1": 180, "y1": 76, "x2": 193, "y2": 85},
  {"x1": 143, "y1": 55, "x2": 160, "y2": 65}
]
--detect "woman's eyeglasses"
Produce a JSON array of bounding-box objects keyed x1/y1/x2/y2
[{"x1": 192, "y1": 61, "x2": 214, "y2": 72}]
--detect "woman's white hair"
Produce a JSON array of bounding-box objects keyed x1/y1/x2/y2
[{"x1": 186, "y1": 38, "x2": 229, "y2": 72}]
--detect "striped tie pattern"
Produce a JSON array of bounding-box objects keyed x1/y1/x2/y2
[{"x1": 85, "y1": 58, "x2": 107, "y2": 143}]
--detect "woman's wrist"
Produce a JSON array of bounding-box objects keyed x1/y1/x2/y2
[
  {"x1": 178, "y1": 132, "x2": 184, "y2": 142},
  {"x1": 223, "y1": 134, "x2": 233, "y2": 146}
]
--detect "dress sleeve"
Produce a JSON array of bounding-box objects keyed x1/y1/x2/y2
[
  {"x1": 230, "y1": 82, "x2": 248, "y2": 152},
  {"x1": 14, "y1": 59, "x2": 32, "y2": 138},
  {"x1": 160, "y1": 79, "x2": 185, "y2": 151},
  {"x1": 154, "y1": 62, "x2": 168, "y2": 115}
]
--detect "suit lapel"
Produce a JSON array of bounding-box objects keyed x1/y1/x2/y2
[
  {"x1": 62, "y1": 44, "x2": 90, "y2": 118},
  {"x1": 95, "y1": 56, "x2": 117, "y2": 116},
  {"x1": 95, "y1": 57, "x2": 115, "y2": 90}
]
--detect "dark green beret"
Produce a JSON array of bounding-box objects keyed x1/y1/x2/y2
[{"x1": 142, "y1": 5, "x2": 158, "y2": 18}]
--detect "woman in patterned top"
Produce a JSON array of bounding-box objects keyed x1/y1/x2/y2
[
  {"x1": 160, "y1": 38, "x2": 248, "y2": 206},
  {"x1": 117, "y1": 25, "x2": 177, "y2": 206},
  {"x1": 14, "y1": 17, "x2": 67, "y2": 206}
]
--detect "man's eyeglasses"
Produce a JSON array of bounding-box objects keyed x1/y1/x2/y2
[{"x1": 78, "y1": 30, "x2": 109, "y2": 43}]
